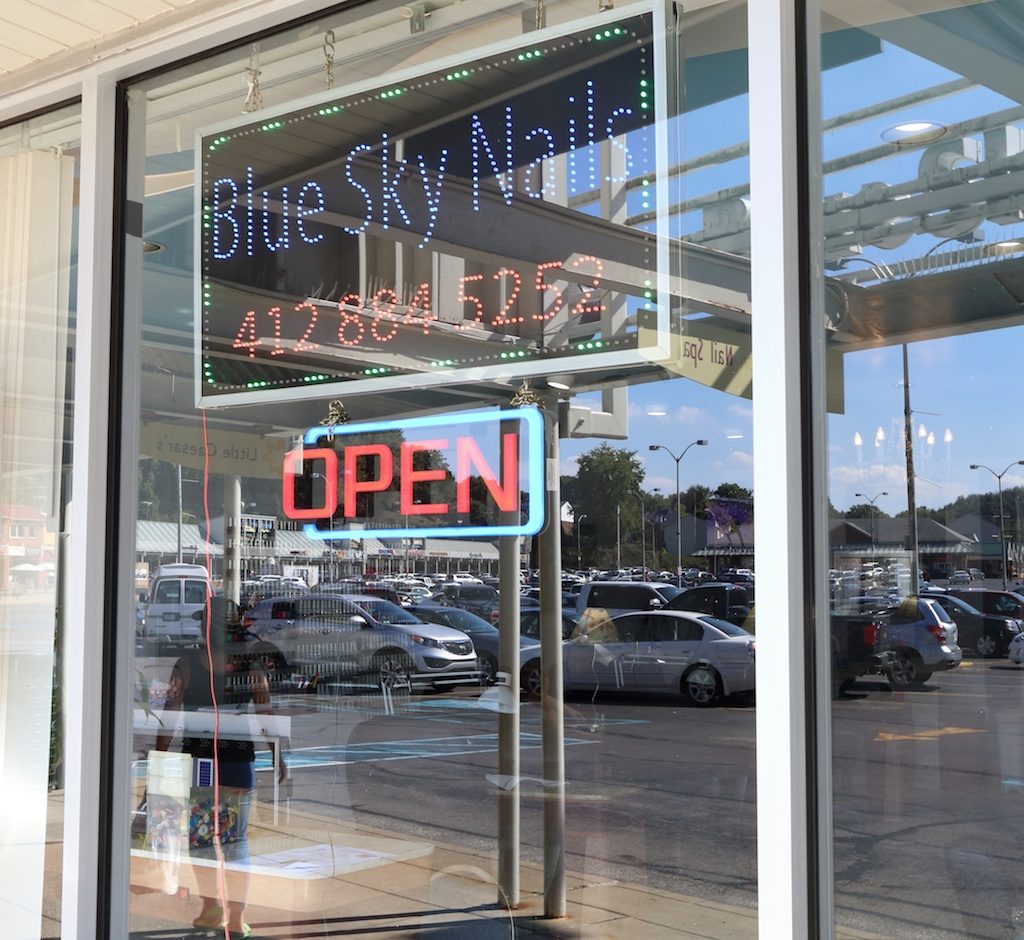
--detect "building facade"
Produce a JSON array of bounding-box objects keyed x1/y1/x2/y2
[{"x1": 2, "y1": 1, "x2": 1023, "y2": 938}]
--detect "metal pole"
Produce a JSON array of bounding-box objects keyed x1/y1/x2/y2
[
  {"x1": 640, "y1": 493, "x2": 646, "y2": 578},
  {"x1": 497, "y1": 528, "x2": 521, "y2": 908},
  {"x1": 540, "y1": 402, "x2": 566, "y2": 918},
  {"x1": 675, "y1": 458, "x2": 682, "y2": 588},
  {"x1": 616, "y1": 504, "x2": 621, "y2": 571},
  {"x1": 902, "y1": 345, "x2": 920, "y2": 590},
  {"x1": 176, "y1": 464, "x2": 183, "y2": 564},
  {"x1": 998, "y1": 478, "x2": 1007, "y2": 590},
  {"x1": 225, "y1": 475, "x2": 241, "y2": 604}
]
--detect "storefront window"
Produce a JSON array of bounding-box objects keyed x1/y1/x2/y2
[
  {"x1": 0, "y1": 103, "x2": 80, "y2": 940},
  {"x1": 123, "y1": 1, "x2": 758, "y2": 935},
  {"x1": 817, "y1": 1, "x2": 1024, "y2": 934}
]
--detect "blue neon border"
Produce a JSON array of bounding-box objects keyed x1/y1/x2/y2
[{"x1": 299, "y1": 407, "x2": 545, "y2": 541}]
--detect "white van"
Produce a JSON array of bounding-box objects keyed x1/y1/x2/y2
[{"x1": 141, "y1": 563, "x2": 210, "y2": 644}]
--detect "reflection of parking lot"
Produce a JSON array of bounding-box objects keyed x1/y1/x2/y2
[{"x1": 223, "y1": 664, "x2": 1024, "y2": 938}]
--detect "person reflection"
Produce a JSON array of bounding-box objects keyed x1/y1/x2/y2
[{"x1": 155, "y1": 596, "x2": 286, "y2": 938}]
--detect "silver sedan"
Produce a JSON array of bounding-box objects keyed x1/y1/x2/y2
[{"x1": 563, "y1": 609, "x2": 756, "y2": 707}]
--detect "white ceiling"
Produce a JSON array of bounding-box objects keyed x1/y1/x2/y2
[{"x1": 0, "y1": 0, "x2": 204, "y2": 83}]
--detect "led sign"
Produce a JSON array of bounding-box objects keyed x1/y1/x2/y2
[
  {"x1": 196, "y1": 3, "x2": 670, "y2": 407},
  {"x1": 281, "y1": 407, "x2": 545, "y2": 540}
]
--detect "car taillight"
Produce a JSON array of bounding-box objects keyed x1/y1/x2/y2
[
  {"x1": 927, "y1": 623, "x2": 947, "y2": 642},
  {"x1": 241, "y1": 615, "x2": 255, "y2": 630},
  {"x1": 862, "y1": 622, "x2": 878, "y2": 646}
]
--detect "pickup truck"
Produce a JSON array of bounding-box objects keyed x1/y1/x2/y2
[{"x1": 665, "y1": 584, "x2": 892, "y2": 693}]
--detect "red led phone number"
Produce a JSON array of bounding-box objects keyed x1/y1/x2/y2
[{"x1": 229, "y1": 256, "x2": 605, "y2": 358}]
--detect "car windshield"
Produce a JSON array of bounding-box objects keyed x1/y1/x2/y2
[
  {"x1": 359, "y1": 599, "x2": 422, "y2": 624},
  {"x1": 429, "y1": 607, "x2": 495, "y2": 634},
  {"x1": 699, "y1": 616, "x2": 750, "y2": 637},
  {"x1": 654, "y1": 585, "x2": 684, "y2": 603}
]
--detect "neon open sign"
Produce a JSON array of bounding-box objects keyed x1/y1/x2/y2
[
  {"x1": 281, "y1": 408, "x2": 545, "y2": 540},
  {"x1": 196, "y1": 3, "x2": 670, "y2": 407}
]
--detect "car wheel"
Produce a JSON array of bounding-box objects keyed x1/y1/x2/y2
[
  {"x1": 521, "y1": 660, "x2": 542, "y2": 699},
  {"x1": 682, "y1": 664, "x2": 720, "y2": 707},
  {"x1": 976, "y1": 634, "x2": 998, "y2": 658},
  {"x1": 372, "y1": 649, "x2": 413, "y2": 691},
  {"x1": 477, "y1": 653, "x2": 498, "y2": 686},
  {"x1": 889, "y1": 650, "x2": 928, "y2": 688}
]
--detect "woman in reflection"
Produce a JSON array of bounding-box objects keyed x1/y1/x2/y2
[{"x1": 155, "y1": 596, "x2": 286, "y2": 938}]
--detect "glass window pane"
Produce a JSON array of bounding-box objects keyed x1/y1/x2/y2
[
  {"x1": 817, "y1": 2, "x2": 1024, "y2": 933},
  {"x1": 0, "y1": 102, "x2": 80, "y2": 940},
  {"x1": 123, "y1": 1, "x2": 756, "y2": 935}
]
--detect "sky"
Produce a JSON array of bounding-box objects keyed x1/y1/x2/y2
[{"x1": 560, "y1": 19, "x2": 1024, "y2": 520}]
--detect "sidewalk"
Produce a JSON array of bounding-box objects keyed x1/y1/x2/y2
[{"x1": 128, "y1": 803, "x2": 881, "y2": 939}]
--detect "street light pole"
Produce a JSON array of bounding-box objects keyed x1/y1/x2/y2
[
  {"x1": 970, "y1": 461, "x2": 1024, "y2": 590},
  {"x1": 854, "y1": 491, "x2": 889, "y2": 554},
  {"x1": 575, "y1": 512, "x2": 587, "y2": 570},
  {"x1": 649, "y1": 439, "x2": 708, "y2": 587}
]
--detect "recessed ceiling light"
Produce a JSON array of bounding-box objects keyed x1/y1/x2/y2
[
  {"x1": 646, "y1": 408, "x2": 667, "y2": 416},
  {"x1": 881, "y1": 121, "x2": 947, "y2": 146},
  {"x1": 726, "y1": 434, "x2": 744, "y2": 440},
  {"x1": 983, "y1": 239, "x2": 1024, "y2": 256},
  {"x1": 142, "y1": 240, "x2": 164, "y2": 253}
]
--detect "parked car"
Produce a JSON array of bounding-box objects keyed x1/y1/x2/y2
[
  {"x1": 828, "y1": 603, "x2": 895, "y2": 695},
  {"x1": 406, "y1": 602, "x2": 541, "y2": 687},
  {"x1": 241, "y1": 593, "x2": 479, "y2": 691},
  {"x1": 1009, "y1": 632, "x2": 1024, "y2": 664},
  {"x1": 663, "y1": 582, "x2": 752, "y2": 627},
  {"x1": 140, "y1": 563, "x2": 209, "y2": 644},
  {"x1": 947, "y1": 588, "x2": 1024, "y2": 620},
  {"x1": 430, "y1": 582, "x2": 500, "y2": 617},
  {"x1": 922, "y1": 591, "x2": 1021, "y2": 657},
  {"x1": 969, "y1": 568, "x2": 986, "y2": 581},
  {"x1": 562, "y1": 609, "x2": 755, "y2": 706},
  {"x1": 949, "y1": 570, "x2": 971, "y2": 584},
  {"x1": 575, "y1": 581, "x2": 683, "y2": 617},
  {"x1": 883, "y1": 596, "x2": 962, "y2": 687},
  {"x1": 519, "y1": 607, "x2": 580, "y2": 642}
]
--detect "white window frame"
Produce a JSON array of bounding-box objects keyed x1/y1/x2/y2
[{"x1": 0, "y1": 0, "x2": 824, "y2": 935}]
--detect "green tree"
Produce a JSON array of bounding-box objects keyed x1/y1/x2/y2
[
  {"x1": 572, "y1": 444, "x2": 645, "y2": 566},
  {"x1": 714, "y1": 482, "x2": 752, "y2": 501}
]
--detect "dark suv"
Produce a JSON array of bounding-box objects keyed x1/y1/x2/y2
[
  {"x1": 430, "y1": 583, "x2": 500, "y2": 617},
  {"x1": 923, "y1": 591, "x2": 1021, "y2": 657}
]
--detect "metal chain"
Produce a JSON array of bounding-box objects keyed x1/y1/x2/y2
[
  {"x1": 323, "y1": 30, "x2": 336, "y2": 91},
  {"x1": 320, "y1": 399, "x2": 350, "y2": 441},
  {"x1": 242, "y1": 44, "x2": 263, "y2": 113},
  {"x1": 535, "y1": 0, "x2": 545, "y2": 31},
  {"x1": 510, "y1": 380, "x2": 541, "y2": 407}
]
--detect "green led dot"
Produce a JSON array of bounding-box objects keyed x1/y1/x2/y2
[
  {"x1": 641, "y1": 102, "x2": 650, "y2": 110},
  {"x1": 640, "y1": 91, "x2": 647, "y2": 98},
  {"x1": 595, "y1": 32, "x2": 603, "y2": 40},
  {"x1": 640, "y1": 80, "x2": 648, "y2": 87},
  {"x1": 604, "y1": 29, "x2": 612, "y2": 37}
]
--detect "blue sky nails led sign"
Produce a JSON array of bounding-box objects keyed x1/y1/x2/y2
[
  {"x1": 196, "y1": 3, "x2": 670, "y2": 408},
  {"x1": 281, "y1": 408, "x2": 545, "y2": 540}
]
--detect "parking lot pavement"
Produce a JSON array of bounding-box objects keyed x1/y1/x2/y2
[{"x1": 125, "y1": 800, "x2": 886, "y2": 939}]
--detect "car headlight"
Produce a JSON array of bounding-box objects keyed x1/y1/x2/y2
[
  {"x1": 410, "y1": 634, "x2": 443, "y2": 649},
  {"x1": 1006, "y1": 619, "x2": 1020, "y2": 633}
]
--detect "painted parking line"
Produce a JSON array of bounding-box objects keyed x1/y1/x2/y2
[
  {"x1": 874, "y1": 726, "x2": 986, "y2": 742},
  {"x1": 253, "y1": 731, "x2": 595, "y2": 771}
]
